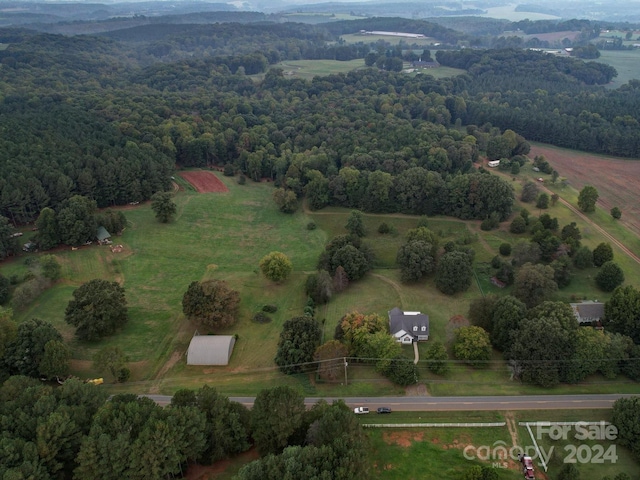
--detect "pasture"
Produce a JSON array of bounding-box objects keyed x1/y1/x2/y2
[
  {"x1": 596, "y1": 49, "x2": 640, "y2": 89},
  {"x1": 276, "y1": 59, "x2": 366, "y2": 80},
  {"x1": 4, "y1": 159, "x2": 640, "y2": 397}
]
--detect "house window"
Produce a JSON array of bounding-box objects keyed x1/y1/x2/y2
[
  {"x1": 421, "y1": 326, "x2": 426, "y2": 331},
  {"x1": 413, "y1": 326, "x2": 418, "y2": 331}
]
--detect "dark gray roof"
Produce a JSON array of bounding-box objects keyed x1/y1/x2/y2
[
  {"x1": 96, "y1": 226, "x2": 111, "y2": 241},
  {"x1": 571, "y1": 301, "x2": 604, "y2": 322},
  {"x1": 388, "y1": 307, "x2": 429, "y2": 338}
]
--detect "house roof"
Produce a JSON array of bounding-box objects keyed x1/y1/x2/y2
[
  {"x1": 388, "y1": 307, "x2": 429, "y2": 338},
  {"x1": 96, "y1": 226, "x2": 111, "y2": 241},
  {"x1": 187, "y1": 335, "x2": 236, "y2": 365},
  {"x1": 570, "y1": 301, "x2": 605, "y2": 322}
]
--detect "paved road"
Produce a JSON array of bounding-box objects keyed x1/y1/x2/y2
[{"x1": 145, "y1": 393, "x2": 638, "y2": 410}]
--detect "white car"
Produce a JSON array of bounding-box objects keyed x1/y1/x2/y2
[{"x1": 354, "y1": 407, "x2": 369, "y2": 414}]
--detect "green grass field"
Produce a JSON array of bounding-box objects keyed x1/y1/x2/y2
[
  {"x1": 596, "y1": 49, "x2": 640, "y2": 89},
  {"x1": 275, "y1": 59, "x2": 366, "y2": 80},
  {"x1": 3, "y1": 165, "x2": 640, "y2": 398}
]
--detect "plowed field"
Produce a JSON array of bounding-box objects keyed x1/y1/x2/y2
[
  {"x1": 179, "y1": 170, "x2": 229, "y2": 193},
  {"x1": 530, "y1": 145, "x2": 640, "y2": 235}
]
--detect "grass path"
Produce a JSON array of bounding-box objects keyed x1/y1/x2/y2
[{"x1": 540, "y1": 183, "x2": 640, "y2": 267}]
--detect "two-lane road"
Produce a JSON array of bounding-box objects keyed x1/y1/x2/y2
[{"x1": 144, "y1": 393, "x2": 638, "y2": 410}]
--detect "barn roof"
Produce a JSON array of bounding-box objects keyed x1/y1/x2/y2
[
  {"x1": 96, "y1": 226, "x2": 111, "y2": 241},
  {"x1": 187, "y1": 335, "x2": 236, "y2": 366}
]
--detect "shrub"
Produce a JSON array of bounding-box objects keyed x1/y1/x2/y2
[
  {"x1": 499, "y1": 243, "x2": 512, "y2": 256},
  {"x1": 595, "y1": 261, "x2": 624, "y2": 292},
  {"x1": 611, "y1": 206, "x2": 622, "y2": 219},
  {"x1": 306, "y1": 221, "x2": 317, "y2": 230},
  {"x1": 510, "y1": 215, "x2": 527, "y2": 234},
  {"x1": 378, "y1": 222, "x2": 391, "y2": 234},
  {"x1": 237, "y1": 174, "x2": 246, "y2": 185},
  {"x1": 262, "y1": 304, "x2": 278, "y2": 313},
  {"x1": 253, "y1": 312, "x2": 272, "y2": 324},
  {"x1": 223, "y1": 163, "x2": 235, "y2": 176}
]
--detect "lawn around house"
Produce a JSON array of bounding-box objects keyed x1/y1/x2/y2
[{"x1": 3, "y1": 164, "x2": 640, "y2": 398}]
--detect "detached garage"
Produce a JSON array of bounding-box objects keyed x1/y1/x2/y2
[{"x1": 186, "y1": 334, "x2": 236, "y2": 366}]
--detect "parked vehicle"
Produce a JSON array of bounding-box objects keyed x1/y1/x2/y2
[
  {"x1": 518, "y1": 454, "x2": 535, "y2": 479},
  {"x1": 353, "y1": 407, "x2": 369, "y2": 414},
  {"x1": 377, "y1": 407, "x2": 392, "y2": 414}
]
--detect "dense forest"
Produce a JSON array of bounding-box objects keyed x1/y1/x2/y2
[{"x1": 1, "y1": 18, "x2": 640, "y2": 229}]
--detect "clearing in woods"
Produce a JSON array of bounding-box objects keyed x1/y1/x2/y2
[{"x1": 179, "y1": 170, "x2": 229, "y2": 193}]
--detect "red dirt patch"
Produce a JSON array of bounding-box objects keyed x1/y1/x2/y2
[
  {"x1": 383, "y1": 431, "x2": 425, "y2": 447},
  {"x1": 179, "y1": 170, "x2": 229, "y2": 193},
  {"x1": 530, "y1": 145, "x2": 640, "y2": 236},
  {"x1": 183, "y1": 449, "x2": 259, "y2": 480}
]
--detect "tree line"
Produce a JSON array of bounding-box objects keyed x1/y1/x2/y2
[
  {"x1": 3, "y1": 27, "x2": 640, "y2": 228},
  {"x1": 0, "y1": 377, "x2": 370, "y2": 480}
]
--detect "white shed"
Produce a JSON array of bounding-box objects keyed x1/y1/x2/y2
[{"x1": 186, "y1": 335, "x2": 236, "y2": 366}]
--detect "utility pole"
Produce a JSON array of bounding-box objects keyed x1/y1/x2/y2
[{"x1": 344, "y1": 357, "x2": 348, "y2": 386}]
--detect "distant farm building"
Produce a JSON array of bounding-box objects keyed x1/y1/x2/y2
[
  {"x1": 487, "y1": 160, "x2": 501, "y2": 168},
  {"x1": 96, "y1": 226, "x2": 112, "y2": 245},
  {"x1": 359, "y1": 30, "x2": 426, "y2": 39},
  {"x1": 187, "y1": 334, "x2": 236, "y2": 365},
  {"x1": 412, "y1": 60, "x2": 439, "y2": 68}
]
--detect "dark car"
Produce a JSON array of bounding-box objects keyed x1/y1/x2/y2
[{"x1": 377, "y1": 407, "x2": 392, "y2": 414}]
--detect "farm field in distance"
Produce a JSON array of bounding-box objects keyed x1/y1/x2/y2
[{"x1": 529, "y1": 144, "x2": 640, "y2": 238}]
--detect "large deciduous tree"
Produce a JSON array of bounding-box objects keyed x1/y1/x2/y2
[
  {"x1": 578, "y1": 185, "x2": 599, "y2": 212},
  {"x1": 65, "y1": 279, "x2": 128, "y2": 341},
  {"x1": 605, "y1": 285, "x2": 640, "y2": 343},
  {"x1": 490, "y1": 296, "x2": 527, "y2": 351},
  {"x1": 452, "y1": 326, "x2": 491, "y2": 367},
  {"x1": 612, "y1": 397, "x2": 640, "y2": 461},
  {"x1": 396, "y1": 240, "x2": 436, "y2": 282},
  {"x1": 56, "y1": 195, "x2": 98, "y2": 246},
  {"x1": 182, "y1": 279, "x2": 240, "y2": 329},
  {"x1": 275, "y1": 316, "x2": 322, "y2": 374},
  {"x1": 424, "y1": 340, "x2": 449, "y2": 375},
  {"x1": 4, "y1": 318, "x2": 63, "y2": 377},
  {"x1": 513, "y1": 263, "x2": 557, "y2": 308},
  {"x1": 39, "y1": 340, "x2": 71, "y2": 380},
  {"x1": 250, "y1": 386, "x2": 306, "y2": 456},
  {"x1": 150, "y1": 191, "x2": 177, "y2": 223},
  {"x1": 596, "y1": 261, "x2": 625, "y2": 292},
  {"x1": 35, "y1": 207, "x2": 60, "y2": 250},
  {"x1": 345, "y1": 210, "x2": 365, "y2": 237},
  {"x1": 508, "y1": 317, "x2": 573, "y2": 387},
  {"x1": 593, "y1": 242, "x2": 614, "y2": 267},
  {"x1": 259, "y1": 251, "x2": 292, "y2": 282},
  {"x1": 435, "y1": 250, "x2": 473, "y2": 295}
]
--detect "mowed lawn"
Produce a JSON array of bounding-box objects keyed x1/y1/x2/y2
[{"x1": 9, "y1": 174, "x2": 327, "y2": 384}]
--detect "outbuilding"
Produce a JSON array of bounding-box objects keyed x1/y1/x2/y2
[{"x1": 186, "y1": 334, "x2": 236, "y2": 365}]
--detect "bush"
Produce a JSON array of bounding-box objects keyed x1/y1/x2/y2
[
  {"x1": 499, "y1": 243, "x2": 512, "y2": 256},
  {"x1": 253, "y1": 312, "x2": 272, "y2": 324},
  {"x1": 306, "y1": 222, "x2": 317, "y2": 230},
  {"x1": 262, "y1": 304, "x2": 278, "y2": 313},
  {"x1": 491, "y1": 255, "x2": 503, "y2": 269},
  {"x1": 223, "y1": 163, "x2": 235, "y2": 176},
  {"x1": 510, "y1": 215, "x2": 527, "y2": 234},
  {"x1": 611, "y1": 206, "x2": 622, "y2": 219},
  {"x1": 378, "y1": 222, "x2": 391, "y2": 234},
  {"x1": 237, "y1": 174, "x2": 246, "y2": 185}
]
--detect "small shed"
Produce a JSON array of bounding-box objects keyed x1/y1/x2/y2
[
  {"x1": 187, "y1": 334, "x2": 236, "y2": 366},
  {"x1": 96, "y1": 226, "x2": 111, "y2": 244}
]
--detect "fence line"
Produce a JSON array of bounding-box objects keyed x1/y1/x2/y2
[{"x1": 363, "y1": 422, "x2": 506, "y2": 428}]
